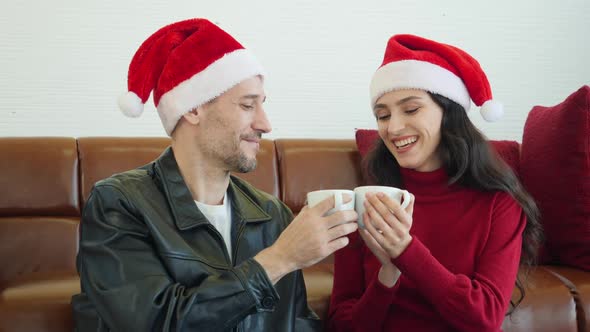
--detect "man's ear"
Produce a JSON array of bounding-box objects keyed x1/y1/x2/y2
[{"x1": 182, "y1": 107, "x2": 202, "y2": 125}]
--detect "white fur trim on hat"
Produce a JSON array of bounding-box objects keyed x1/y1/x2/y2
[
  {"x1": 370, "y1": 60, "x2": 471, "y2": 111},
  {"x1": 157, "y1": 49, "x2": 265, "y2": 136}
]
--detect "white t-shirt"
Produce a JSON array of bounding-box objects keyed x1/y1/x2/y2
[{"x1": 194, "y1": 192, "x2": 232, "y2": 260}]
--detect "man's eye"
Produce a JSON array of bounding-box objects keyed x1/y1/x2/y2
[
  {"x1": 376, "y1": 114, "x2": 390, "y2": 121},
  {"x1": 241, "y1": 104, "x2": 254, "y2": 110}
]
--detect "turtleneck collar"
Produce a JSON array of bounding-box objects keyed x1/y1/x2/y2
[{"x1": 400, "y1": 167, "x2": 456, "y2": 196}]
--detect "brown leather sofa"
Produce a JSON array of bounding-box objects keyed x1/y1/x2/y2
[{"x1": 1, "y1": 137, "x2": 589, "y2": 331}]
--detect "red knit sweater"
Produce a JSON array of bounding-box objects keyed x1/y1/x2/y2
[{"x1": 328, "y1": 167, "x2": 526, "y2": 332}]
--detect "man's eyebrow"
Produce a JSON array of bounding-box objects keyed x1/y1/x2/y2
[
  {"x1": 240, "y1": 95, "x2": 266, "y2": 102},
  {"x1": 373, "y1": 103, "x2": 387, "y2": 112}
]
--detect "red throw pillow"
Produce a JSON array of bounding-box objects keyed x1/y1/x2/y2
[
  {"x1": 521, "y1": 85, "x2": 590, "y2": 270},
  {"x1": 489, "y1": 140, "x2": 521, "y2": 177},
  {"x1": 355, "y1": 129, "x2": 380, "y2": 158}
]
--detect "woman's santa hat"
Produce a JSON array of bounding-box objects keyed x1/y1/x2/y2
[
  {"x1": 118, "y1": 18, "x2": 265, "y2": 135},
  {"x1": 370, "y1": 34, "x2": 503, "y2": 122}
]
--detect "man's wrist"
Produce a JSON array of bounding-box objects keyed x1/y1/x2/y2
[{"x1": 254, "y1": 245, "x2": 294, "y2": 284}]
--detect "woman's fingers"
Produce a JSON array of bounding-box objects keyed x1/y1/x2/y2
[
  {"x1": 368, "y1": 193, "x2": 412, "y2": 228},
  {"x1": 360, "y1": 226, "x2": 380, "y2": 251},
  {"x1": 359, "y1": 219, "x2": 392, "y2": 266},
  {"x1": 365, "y1": 201, "x2": 394, "y2": 236},
  {"x1": 363, "y1": 210, "x2": 386, "y2": 245},
  {"x1": 365, "y1": 196, "x2": 404, "y2": 237}
]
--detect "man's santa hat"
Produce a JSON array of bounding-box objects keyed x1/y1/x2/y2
[
  {"x1": 118, "y1": 18, "x2": 265, "y2": 135},
  {"x1": 370, "y1": 34, "x2": 503, "y2": 122}
]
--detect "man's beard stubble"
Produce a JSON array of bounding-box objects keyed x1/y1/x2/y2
[
  {"x1": 226, "y1": 153, "x2": 257, "y2": 173},
  {"x1": 224, "y1": 131, "x2": 261, "y2": 173}
]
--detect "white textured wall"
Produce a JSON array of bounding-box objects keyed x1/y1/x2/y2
[{"x1": 1, "y1": 0, "x2": 588, "y2": 141}]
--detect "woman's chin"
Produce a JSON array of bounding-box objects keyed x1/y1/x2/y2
[{"x1": 395, "y1": 158, "x2": 418, "y2": 170}]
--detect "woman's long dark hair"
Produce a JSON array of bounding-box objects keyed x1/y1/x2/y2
[{"x1": 365, "y1": 92, "x2": 543, "y2": 314}]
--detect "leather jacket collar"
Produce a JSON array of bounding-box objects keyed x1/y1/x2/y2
[{"x1": 152, "y1": 147, "x2": 272, "y2": 231}]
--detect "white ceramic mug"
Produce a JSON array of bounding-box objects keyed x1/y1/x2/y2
[
  {"x1": 306, "y1": 189, "x2": 355, "y2": 216},
  {"x1": 353, "y1": 186, "x2": 411, "y2": 229}
]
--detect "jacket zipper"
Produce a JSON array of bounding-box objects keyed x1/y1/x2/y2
[
  {"x1": 229, "y1": 221, "x2": 246, "y2": 332},
  {"x1": 206, "y1": 225, "x2": 232, "y2": 265},
  {"x1": 231, "y1": 220, "x2": 246, "y2": 265}
]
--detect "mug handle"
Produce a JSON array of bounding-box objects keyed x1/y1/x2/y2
[
  {"x1": 400, "y1": 190, "x2": 411, "y2": 209},
  {"x1": 333, "y1": 192, "x2": 343, "y2": 210}
]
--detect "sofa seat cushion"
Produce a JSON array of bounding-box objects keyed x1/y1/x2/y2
[
  {"x1": 0, "y1": 299, "x2": 74, "y2": 332},
  {"x1": 302, "y1": 265, "x2": 577, "y2": 331},
  {"x1": 0, "y1": 273, "x2": 79, "y2": 332},
  {"x1": 501, "y1": 267, "x2": 578, "y2": 332},
  {"x1": 544, "y1": 266, "x2": 590, "y2": 332},
  {"x1": 303, "y1": 263, "x2": 335, "y2": 321},
  {"x1": 0, "y1": 217, "x2": 79, "y2": 287},
  {"x1": 1, "y1": 272, "x2": 80, "y2": 302},
  {"x1": 520, "y1": 85, "x2": 590, "y2": 270}
]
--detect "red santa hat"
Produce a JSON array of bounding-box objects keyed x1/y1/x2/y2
[
  {"x1": 369, "y1": 34, "x2": 503, "y2": 122},
  {"x1": 118, "y1": 18, "x2": 265, "y2": 135}
]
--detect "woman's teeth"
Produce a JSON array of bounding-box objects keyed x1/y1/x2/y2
[{"x1": 394, "y1": 137, "x2": 417, "y2": 148}]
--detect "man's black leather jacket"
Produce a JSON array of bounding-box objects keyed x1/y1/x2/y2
[{"x1": 71, "y1": 147, "x2": 320, "y2": 331}]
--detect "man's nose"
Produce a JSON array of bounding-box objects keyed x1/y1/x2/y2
[{"x1": 254, "y1": 107, "x2": 272, "y2": 134}]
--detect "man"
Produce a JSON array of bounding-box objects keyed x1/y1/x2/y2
[{"x1": 71, "y1": 18, "x2": 358, "y2": 331}]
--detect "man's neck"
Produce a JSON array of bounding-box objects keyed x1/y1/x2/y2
[{"x1": 171, "y1": 142, "x2": 230, "y2": 205}]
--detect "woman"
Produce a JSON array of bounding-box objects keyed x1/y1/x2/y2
[{"x1": 327, "y1": 34, "x2": 542, "y2": 331}]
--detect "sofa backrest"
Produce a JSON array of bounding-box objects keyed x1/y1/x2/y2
[
  {"x1": 77, "y1": 137, "x2": 280, "y2": 208},
  {"x1": 0, "y1": 137, "x2": 79, "y2": 217},
  {"x1": 0, "y1": 138, "x2": 80, "y2": 287},
  {"x1": 275, "y1": 138, "x2": 522, "y2": 213},
  {"x1": 239, "y1": 139, "x2": 279, "y2": 198},
  {"x1": 77, "y1": 137, "x2": 171, "y2": 206},
  {"x1": 0, "y1": 136, "x2": 519, "y2": 218},
  {"x1": 0, "y1": 137, "x2": 522, "y2": 287},
  {"x1": 275, "y1": 139, "x2": 363, "y2": 214}
]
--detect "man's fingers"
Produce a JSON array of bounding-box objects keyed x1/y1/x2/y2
[
  {"x1": 310, "y1": 195, "x2": 336, "y2": 214},
  {"x1": 327, "y1": 222, "x2": 358, "y2": 241},
  {"x1": 342, "y1": 193, "x2": 354, "y2": 204},
  {"x1": 298, "y1": 205, "x2": 309, "y2": 213},
  {"x1": 325, "y1": 209, "x2": 358, "y2": 228},
  {"x1": 310, "y1": 193, "x2": 354, "y2": 216},
  {"x1": 327, "y1": 236, "x2": 350, "y2": 253}
]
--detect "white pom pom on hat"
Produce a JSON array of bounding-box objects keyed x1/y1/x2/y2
[
  {"x1": 480, "y1": 99, "x2": 504, "y2": 122},
  {"x1": 118, "y1": 91, "x2": 144, "y2": 118}
]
